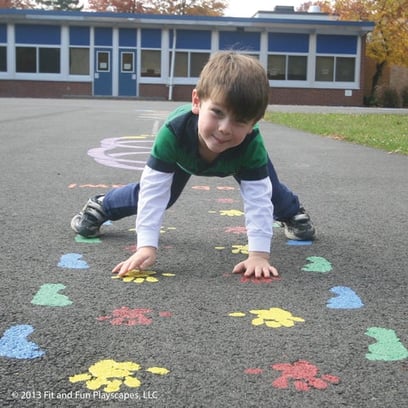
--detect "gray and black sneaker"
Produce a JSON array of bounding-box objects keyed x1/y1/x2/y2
[
  {"x1": 280, "y1": 207, "x2": 315, "y2": 241},
  {"x1": 70, "y1": 195, "x2": 108, "y2": 237}
]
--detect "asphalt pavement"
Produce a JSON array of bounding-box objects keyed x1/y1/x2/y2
[{"x1": 1, "y1": 98, "x2": 407, "y2": 407}]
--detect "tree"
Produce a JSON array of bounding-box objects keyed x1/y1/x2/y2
[
  {"x1": 87, "y1": 0, "x2": 145, "y2": 13},
  {"x1": 150, "y1": 0, "x2": 227, "y2": 16},
  {"x1": 0, "y1": 0, "x2": 36, "y2": 7},
  {"x1": 300, "y1": 0, "x2": 408, "y2": 100},
  {"x1": 87, "y1": 0, "x2": 227, "y2": 16},
  {"x1": 35, "y1": 0, "x2": 83, "y2": 10}
]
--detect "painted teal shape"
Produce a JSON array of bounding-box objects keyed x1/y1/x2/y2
[
  {"x1": 302, "y1": 256, "x2": 332, "y2": 273},
  {"x1": 327, "y1": 286, "x2": 364, "y2": 309},
  {"x1": 366, "y1": 327, "x2": 408, "y2": 361},
  {"x1": 287, "y1": 240, "x2": 313, "y2": 246},
  {"x1": 0, "y1": 325, "x2": 45, "y2": 359},
  {"x1": 31, "y1": 283, "x2": 73, "y2": 307},
  {"x1": 58, "y1": 253, "x2": 89, "y2": 269},
  {"x1": 75, "y1": 235, "x2": 101, "y2": 243}
]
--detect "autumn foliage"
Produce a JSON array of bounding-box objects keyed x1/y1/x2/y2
[{"x1": 87, "y1": 0, "x2": 227, "y2": 16}]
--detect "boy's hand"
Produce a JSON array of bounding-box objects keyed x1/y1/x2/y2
[
  {"x1": 112, "y1": 246, "x2": 157, "y2": 277},
  {"x1": 232, "y1": 251, "x2": 279, "y2": 278}
]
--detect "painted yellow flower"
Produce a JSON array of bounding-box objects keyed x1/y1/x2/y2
[
  {"x1": 112, "y1": 270, "x2": 159, "y2": 284},
  {"x1": 69, "y1": 359, "x2": 169, "y2": 392}
]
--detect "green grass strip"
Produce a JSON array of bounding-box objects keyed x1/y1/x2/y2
[{"x1": 264, "y1": 112, "x2": 408, "y2": 155}]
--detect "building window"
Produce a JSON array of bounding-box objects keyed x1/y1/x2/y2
[
  {"x1": 96, "y1": 51, "x2": 110, "y2": 72},
  {"x1": 16, "y1": 47, "x2": 36, "y2": 72},
  {"x1": 121, "y1": 52, "x2": 134, "y2": 73},
  {"x1": 16, "y1": 46, "x2": 60, "y2": 73},
  {"x1": 0, "y1": 46, "x2": 6, "y2": 72},
  {"x1": 170, "y1": 51, "x2": 209, "y2": 78},
  {"x1": 70, "y1": 48, "x2": 89, "y2": 75},
  {"x1": 268, "y1": 54, "x2": 307, "y2": 81},
  {"x1": 39, "y1": 48, "x2": 60, "y2": 73},
  {"x1": 335, "y1": 57, "x2": 355, "y2": 82},
  {"x1": 141, "y1": 50, "x2": 161, "y2": 77},
  {"x1": 316, "y1": 56, "x2": 355, "y2": 82}
]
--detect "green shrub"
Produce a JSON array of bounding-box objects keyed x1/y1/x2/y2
[
  {"x1": 379, "y1": 87, "x2": 401, "y2": 108},
  {"x1": 400, "y1": 86, "x2": 408, "y2": 108}
]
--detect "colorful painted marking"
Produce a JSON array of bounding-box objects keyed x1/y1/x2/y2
[
  {"x1": 224, "y1": 226, "x2": 247, "y2": 235},
  {"x1": 231, "y1": 244, "x2": 249, "y2": 255},
  {"x1": 301, "y1": 256, "x2": 332, "y2": 273},
  {"x1": 58, "y1": 253, "x2": 89, "y2": 269},
  {"x1": 69, "y1": 359, "x2": 169, "y2": 392},
  {"x1": 75, "y1": 235, "x2": 102, "y2": 243},
  {"x1": 97, "y1": 307, "x2": 172, "y2": 326},
  {"x1": 239, "y1": 275, "x2": 281, "y2": 284},
  {"x1": 287, "y1": 240, "x2": 313, "y2": 246},
  {"x1": 219, "y1": 209, "x2": 244, "y2": 217},
  {"x1": 112, "y1": 270, "x2": 175, "y2": 284},
  {"x1": 0, "y1": 325, "x2": 45, "y2": 359},
  {"x1": 229, "y1": 307, "x2": 304, "y2": 328},
  {"x1": 31, "y1": 283, "x2": 72, "y2": 307},
  {"x1": 271, "y1": 360, "x2": 340, "y2": 391},
  {"x1": 87, "y1": 135, "x2": 154, "y2": 171},
  {"x1": 327, "y1": 286, "x2": 363, "y2": 309},
  {"x1": 365, "y1": 327, "x2": 408, "y2": 361}
]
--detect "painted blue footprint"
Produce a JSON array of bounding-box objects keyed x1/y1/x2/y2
[
  {"x1": 58, "y1": 253, "x2": 89, "y2": 269},
  {"x1": 0, "y1": 325, "x2": 45, "y2": 359},
  {"x1": 327, "y1": 286, "x2": 364, "y2": 309}
]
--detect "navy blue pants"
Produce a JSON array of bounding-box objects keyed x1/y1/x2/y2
[{"x1": 103, "y1": 157, "x2": 299, "y2": 222}]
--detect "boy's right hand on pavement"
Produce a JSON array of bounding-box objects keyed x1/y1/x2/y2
[{"x1": 112, "y1": 246, "x2": 157, "y2": 277}]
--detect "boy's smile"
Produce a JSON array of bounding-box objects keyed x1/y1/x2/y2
[{"x1": 191, "y1": 90, "x2": 255, "y2": 162}]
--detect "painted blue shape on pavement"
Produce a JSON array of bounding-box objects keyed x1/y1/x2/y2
[
  {"x1": 58, "y1": 253, "x2": 89, "y2": 269},
  {"x1": 0, "y1": 325, "x2": 45, "y2": 359},
  {"x1": 287, "y1": 240, "x2": 313, "y2": 246},
  {"x1": 327, "y1": 286, "x2": 364, "y2": 309}
]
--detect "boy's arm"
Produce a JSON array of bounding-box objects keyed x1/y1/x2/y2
[
  {"x1": 233, "y1": 178, "x2": 279, "y2": 277},
  {"x1": 112, "y1": 166, "x2": 173, "y2": 276}
]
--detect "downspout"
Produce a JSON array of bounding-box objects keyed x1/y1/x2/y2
[{"x1": 168, "y1": 28, "x2": 176, "y2": 101}]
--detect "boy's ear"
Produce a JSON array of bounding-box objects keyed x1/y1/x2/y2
[{"x1": 191, "y1": 89, "x2": 200, "y2": 114}]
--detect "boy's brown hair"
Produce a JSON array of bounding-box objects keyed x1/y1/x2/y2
[{"x1": 195, "y1": 51, "x2": 270, "y2": 123}]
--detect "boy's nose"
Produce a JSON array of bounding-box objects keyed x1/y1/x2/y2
[{"x1": 218, "y1": 118, "x2": 232, "y2": 134}]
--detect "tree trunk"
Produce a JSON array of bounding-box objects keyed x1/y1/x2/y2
[{"x1": 370, "y1": 60, "x2": 386, "y2": 100}]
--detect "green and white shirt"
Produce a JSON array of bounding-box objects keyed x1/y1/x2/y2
[{"x1": 136, "y1": 105, "x2": 274, "y2": 253}]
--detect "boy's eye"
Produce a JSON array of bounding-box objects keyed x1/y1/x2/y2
[{"x1": 211, "y1": 108, "x2": 224, "y2": 117}]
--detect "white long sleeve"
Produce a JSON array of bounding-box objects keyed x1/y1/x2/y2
[
  {"x1": 239, "y1": 178, "x2": 274, "y2": 253},
  {"x1": 135, "y1": 166, "x2": 174, "y2": 248}
]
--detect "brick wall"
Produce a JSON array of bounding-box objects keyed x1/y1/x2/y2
[
  {"x1": 143, "y1": 84, "x2": 365, "y2": 106},
  {"x1": 0, "y1": 80, "x2": 92, "y2": 98}
]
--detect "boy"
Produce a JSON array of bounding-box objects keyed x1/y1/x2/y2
[{"x1": 71, "y1": 51, "x2": 315, "y2": 278}]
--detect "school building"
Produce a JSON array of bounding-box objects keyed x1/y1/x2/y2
[{"x1": 0, "y1": 6, "x2": 374, "y2": 106}]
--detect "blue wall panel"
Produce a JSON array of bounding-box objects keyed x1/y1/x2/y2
[
  {"x1": 141, "y1": 29, "x2": 161, "y2": 48},
  {"x1": 219, "y1": 31, "x2": 260, "y2": 51},
  {"x1": 69, "y1": 26, "x2": 90, "y2": 46},
  {"x1": 95, "y1": 27, "x2": 112, "y2": 46},
  {"x1": 268, "y1": 33, "x2": 309, "y2": 53},
  {"x1": 0, "y1": 24, "x2": 6, "y2": 42},
  {"x1": 119, "y1": 28, "x2": 137, "y2": 47},
  {"x1": 169, "y1": 30, "x2": 211, "y2": 49},
  {"x1": 15, "y1": 24, "x2": 60, "y2": 45},
  {"x1": 317, "y1": 35, "x2": 357, "y2": 54}
]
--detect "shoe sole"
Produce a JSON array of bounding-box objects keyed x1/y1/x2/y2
[{"x1": 70, "y1": 213, "x2": 102, "y2": 238}]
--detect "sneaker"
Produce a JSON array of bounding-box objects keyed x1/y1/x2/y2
[
  {"x1": 70, "y1": 195, "x2": 108, "y2": 237},
  {"x1": 280, "y1": 207, "x2": 315, "y2": 241}
]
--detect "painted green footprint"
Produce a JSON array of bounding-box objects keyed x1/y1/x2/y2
[
  {"x1": 31, "y1": 283, "x2": 73, "y2": 307},
  {"x1": 302, "y1": 256, "x2": 332, "y2": 273},
  {"x1": 366, "y1": 327, "x2": 408, "y2": 361}
]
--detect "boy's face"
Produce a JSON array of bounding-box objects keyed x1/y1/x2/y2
[{"x1": 192, "y1": 89, "x2": 255, "y2": 157}]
